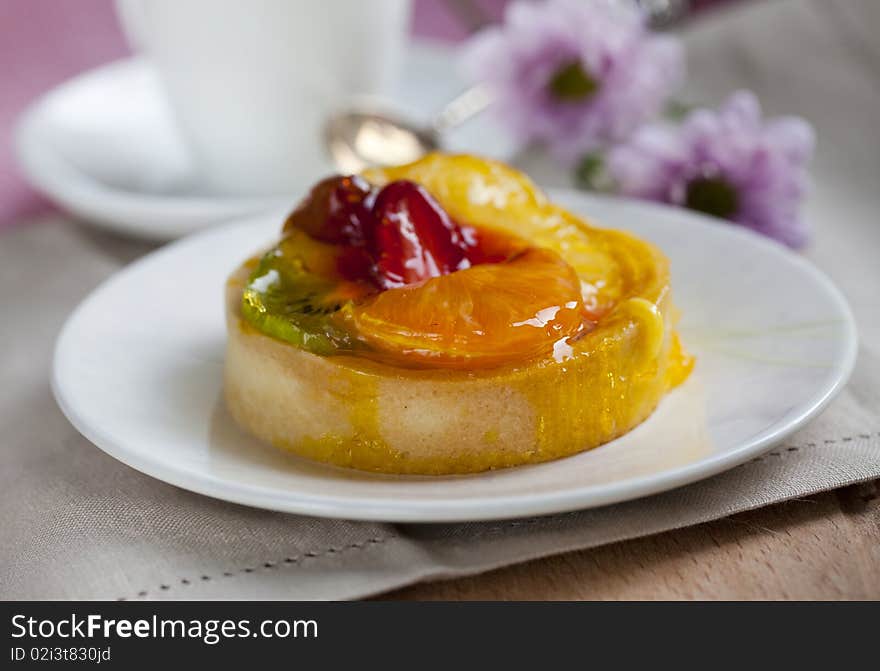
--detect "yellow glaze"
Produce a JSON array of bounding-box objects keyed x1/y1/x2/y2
[{"x1": 224, "y1": 153, "x2": 693, "y2": 474}]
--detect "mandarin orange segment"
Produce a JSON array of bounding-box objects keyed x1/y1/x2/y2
[{"x1": 351, "y1": 247, "x2": 587, "y2": 368}]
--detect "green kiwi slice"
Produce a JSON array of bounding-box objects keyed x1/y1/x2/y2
[{"x1": 241, "y1": 239, "x2": 360, "y2": 356}]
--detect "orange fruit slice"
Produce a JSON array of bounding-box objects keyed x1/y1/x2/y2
[{"x1": 351, "y1": 247, "x2": 588, "y2": 368}]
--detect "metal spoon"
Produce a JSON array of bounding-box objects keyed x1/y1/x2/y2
[{"x1": 323, "y1": 84, "x2": 493, "y2": 174}]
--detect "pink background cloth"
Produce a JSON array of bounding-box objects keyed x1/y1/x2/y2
[
  {"x1": 1, "y1": 1, "x2": 129, "y2": 225},
  {"x1": 0, "y1": 0, "x2": 511, "y2": 228}
]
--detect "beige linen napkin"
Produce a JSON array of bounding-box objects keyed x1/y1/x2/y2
[{"x1": 0, "y1": 215, "x2": 877, "y2": 600}]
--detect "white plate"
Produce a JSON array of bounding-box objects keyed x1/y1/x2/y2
[
  {"x1": 52, "y1": 192, "x2": 857, "y2": 522},
  {"x1": 14, "y1": 42, "x2": 514, "y2": 241}
]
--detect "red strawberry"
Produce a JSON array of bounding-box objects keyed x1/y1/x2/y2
[
  {"x1": 367, "y1": 180, "x2": 472, "y2": 289},
  {"x1": 284, "y1": 175, "x2": 375, "y2": 246}
]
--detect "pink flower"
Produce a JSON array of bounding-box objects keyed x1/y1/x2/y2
[
  {"x1": 608, "y1": 91, "x2": 815, "y2": 248},
  {"x1": 461, "y1": 0, "x2": 684, "y2": 164}
]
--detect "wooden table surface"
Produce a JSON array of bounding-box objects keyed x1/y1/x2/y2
[
  {"x1": 390, "y1": 481, "x2": 879, "y2": 599},
  {"x1": 393, "y1": 0, "x2": 880, "y2": 600}
]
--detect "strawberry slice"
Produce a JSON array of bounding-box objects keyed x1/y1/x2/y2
[
  {"x1": 368, "y1": 180, "x2": 472, "y2": 289},
  {"x1": 284, "y1": 175, "x2": 375, "y2": 246},
  {"x1": 285, "y1": 177, "x2": 522, "y2": 291}
]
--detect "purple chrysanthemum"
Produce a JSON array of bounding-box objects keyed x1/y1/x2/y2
[
  {"x1": 461, "y1": 0, "x2": 684, "y2": 164},
  {"x1": 608, "y1": 91, "x2": 815, "y2": 248}
]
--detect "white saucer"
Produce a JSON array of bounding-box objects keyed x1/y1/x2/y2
[
  {"x1": 15, "y1": 42, "x2": 514, "y2": 241},
  {"x1": 52, "y1": 192, "x2": 857, "y2": 522}
]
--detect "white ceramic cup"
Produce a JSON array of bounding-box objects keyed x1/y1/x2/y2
[{"x1": 116, "y1": 0, "x2": 411, "y2": 195}]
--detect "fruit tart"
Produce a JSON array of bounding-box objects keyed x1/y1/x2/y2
[{"x1": 224, "y1": 153, "x2": 693, "y2": 475}]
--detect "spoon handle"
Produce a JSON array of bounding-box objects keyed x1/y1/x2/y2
[{"x1": 431, "y1": 83, "x2": 494, "y2": 135}]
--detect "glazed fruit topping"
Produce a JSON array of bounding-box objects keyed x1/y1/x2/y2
[
  {"x1": 249, "y1": 172, "x2": 590, "y2": 367},
  {"x1": 283, "y1": 174, "x2": 374, "y2": 247},
  {"x1": 352, "y1": 246, "x2": 587, "y2": 368},
  {"x1": 285, "y1": 176, "x2": 500, "y2": 289},
  {"x1": 368, "y1": 180, "x2": 473, "y2": 289}
]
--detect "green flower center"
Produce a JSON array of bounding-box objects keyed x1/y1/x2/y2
[
  {"x1": 547, "y1": 60, "x2": 598, "y2": 102},
  {"x1": 685, "y1": 177, "x2": 739, "y2": 219}
]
